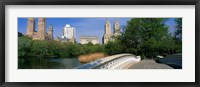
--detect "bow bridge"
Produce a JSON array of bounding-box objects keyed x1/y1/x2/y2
[{"x1": 75, "y1": 54, "x2": 141, "y2": 69}]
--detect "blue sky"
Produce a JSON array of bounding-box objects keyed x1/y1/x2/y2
[{"x1": 18, "y1": 18, "x2": 176, "y2": 44}]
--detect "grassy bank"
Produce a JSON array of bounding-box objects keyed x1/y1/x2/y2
[{"x1": 79, "y1": 52, "x2": 107, "y2": 63}]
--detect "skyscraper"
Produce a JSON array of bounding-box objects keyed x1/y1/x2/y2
[
  {"x1": 48, "y1": 24, "x2": 53, "y2": 40},
  {"x1": 114, "y1": 18, "x2": 120, "y2": 36},
  {"x1": 38, "y1": 18, "x2": 46, "y2": 40},
  {"x1": 26, "y1": 18, "x2": 53, "y2": 40},
  {"x1": 62, "y1": 24, "x2": 76, "y2": 43},
  {"x1": 27, "y1": 18, "x2": 35, "y2": 37},
  {"x1": 103, "y1": 19, "x2": 112, "y2": 44},
  {"x1": 102, "y1": 18, "x2": 121, "y2": 44}
]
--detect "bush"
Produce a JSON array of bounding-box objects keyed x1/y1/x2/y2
[
  {"x1": 30, "y1": 40, "x2": 49, "y2": 57},
  {"x1": 104, "y1": 40, "x2": 123, "y2": 55},
  {"x1": 18, "y1": 36, "x2": 32, "y2": 57}
]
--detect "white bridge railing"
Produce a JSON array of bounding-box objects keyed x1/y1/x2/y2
[
  {"x1": 98, "y1": 56, "x2": 141, "y2": 69},
  {"x1": 75, "y1": 54, "x2": 141, "y2": 69}
]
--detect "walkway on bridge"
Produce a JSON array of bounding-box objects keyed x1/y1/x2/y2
[
  {"x1": 128, "y1": 60, "x2": 173, "y2": 69},
  {"x1": 75, "y1": 53, "x2": 179, "y2": 69}
]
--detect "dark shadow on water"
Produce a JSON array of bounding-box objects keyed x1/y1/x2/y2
[{"x1": 18, "y1": 57, "x2": 82, "y2": 69}]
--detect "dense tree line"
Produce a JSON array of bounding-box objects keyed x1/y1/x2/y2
[
  {"x1": 109, "y1": 18, "x2": 182, "y2": 59},
  {"x1": 18, "y1": 36, "x2": 105, "y2": 58}
]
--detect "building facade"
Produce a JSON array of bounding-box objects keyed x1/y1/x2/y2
[
  {"x1": 61, "y1": 24, "x2": 76, "y2": 43},
  {"x1": 102, "y1": 18, "x2": 121, "y2": 44},
  {"x1": 26, "y1": 18, "x2": 53, "y2": 40},
  {"x1": 114, "y1": 18, "x2": 120, "y2": 37},
  {"x1": 47, "y1": 24, "x2": 53, "y2": 40},
  {"x1": 80, "y1": 36, "x2": 99, "y2": 44},
  {"x1": 102, "y1": 19, "x2": 112, "y2": 44}
]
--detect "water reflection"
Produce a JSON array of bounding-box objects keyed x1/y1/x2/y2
[{"x1": 18, "y1": 57, "x2": 82, "y2": 69}]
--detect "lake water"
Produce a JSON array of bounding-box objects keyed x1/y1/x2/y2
[{"x1": 18, "y1": 57, "x2": 83, "y2": 69}]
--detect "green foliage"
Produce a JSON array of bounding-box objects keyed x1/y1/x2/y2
[
  {"x1": 120, "y1": 18, "x2": 182, "y2": 59},
  {"x1": 104, "y1": 40, "x2": 123, "y2": 55},
  {"x1": 175, "y1": 18, "x2": 182, "y2": 40},
  {"x1": 18, "y1": 36, "x2": 32, "y2": 57},
  {"x1": 174, "y1": 18, "x2": 182, "y2": 53},
  {"x1": 65, "y1": 43, "x2": 79, "y2": 57},
  {"x1": 30, "y1": 40, "x2": 49, "y2": 57},
  {"x1": 79, "y1": 43, "x2": 104, "y2": 55},
  {"x1": 47, "y1": 40, "x2": 63, "y2": 56},
  {"x1": 18, "y1": 38, "x2": 105, "y2": 58}
]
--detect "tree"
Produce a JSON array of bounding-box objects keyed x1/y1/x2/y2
[
  {"x1": 30, "y1": 40, "x2": 49, "y2": 57},
  {"x1": 18, "y1": 36, "x2": 32, "y2": 57},
  {"x1": 47, "y1": 40, "x2": 63, "y2": 57},
  {"x1": 65, "y1": 43, "x2": 79, "y2": 58},
  {"x1": 18, "y1": 32, "x2": 24, "y2": 37},
  {"x1": 104, "y1": 40, "x2": 123, "y2": 55},
  {"x1": 174, "y1": 18, "x2": 182, "y2": 53},
  {"x1": 120, "y1": 18, "x2": 170, "y2": 58},
  {"x1": 174, "y1": 18, "x2": 182, "y2": 41}
]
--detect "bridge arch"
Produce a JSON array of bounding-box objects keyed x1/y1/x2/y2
[{"x1": 75, "y1": 53, "x2": 141, "y2": 69}]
